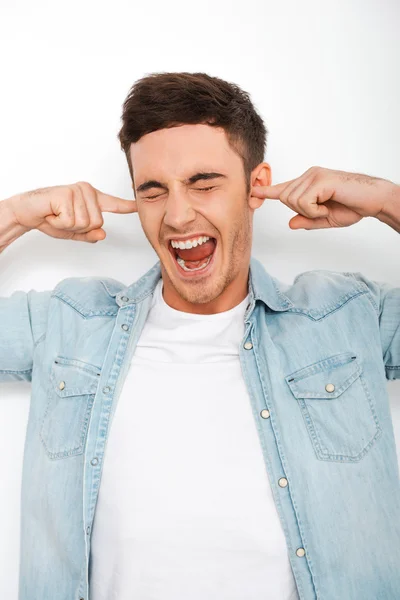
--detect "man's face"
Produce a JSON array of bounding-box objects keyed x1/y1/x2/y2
[{"x1": 130, "y1": 123, "x2": 268, "y2": 313}]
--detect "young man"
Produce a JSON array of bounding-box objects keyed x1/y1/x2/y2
[{"x1": 1, "y1": 72, "x2": 399, "y2": 600}]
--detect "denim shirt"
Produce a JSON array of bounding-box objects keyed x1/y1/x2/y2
[{"x1": 1, "y1": 256, "x2": 400, "y2": 600}]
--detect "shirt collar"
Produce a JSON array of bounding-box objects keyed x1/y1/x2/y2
[
  {"x1": 247, "y1": 255, "x2": 294, "y2": 312},
  {"x1": 113, "y1": 256, "x2": 294, "y2": 313}
]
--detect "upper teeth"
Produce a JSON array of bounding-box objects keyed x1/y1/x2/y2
[{"x1": 171, "y1": 236, "x2": 211, "y2": 250}]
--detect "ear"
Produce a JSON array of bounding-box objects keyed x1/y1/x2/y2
[{"x1": 248, "y1": 163, "x2": 272, "y2": 210}]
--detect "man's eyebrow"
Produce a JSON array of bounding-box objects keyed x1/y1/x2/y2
[
  {"x1": 136, "y1": 172, "x2": 227, "y2": 194},
  {"x1": 186, "y1": 171, "x2": 227, "y2": 185}
]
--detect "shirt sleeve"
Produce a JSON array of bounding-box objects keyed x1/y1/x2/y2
[
  {"x1": 0, "y1": 288, "x2": 52, "y2": 383},
  {"x1": 348, "y1": 272, "x2": 400, "y2": 380}
]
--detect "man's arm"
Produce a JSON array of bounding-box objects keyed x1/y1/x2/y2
[
  {"x1": 0, "y1": 289, "x2": 52, "y2": 383},
  {"x1": 0, "y1": 199, "x2": 52, "y2": 382},
  {"x1": 0, "y1": 182, "x2": 137, "y2": 383},
  {"x1": 251, "y1": 166, "x2": 400, "y2": 377},
  {"x1": 345, "y1": 272, "x2": 400, "y2": 380}
]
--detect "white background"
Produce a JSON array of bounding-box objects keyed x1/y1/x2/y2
[{"x1": 0, "y1": 0, "x2": 399, "y2": 595}]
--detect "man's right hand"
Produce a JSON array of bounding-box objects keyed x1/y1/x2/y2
[{"x1": 7, "y1": 181, "x2": 138, "y2": 243}]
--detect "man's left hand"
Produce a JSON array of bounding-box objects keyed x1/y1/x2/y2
[{"x1": 251, "y1": 166, "x2": 399, "y2": 230}]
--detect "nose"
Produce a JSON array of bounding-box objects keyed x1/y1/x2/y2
[{"x1": 163, "y1": 189, "x2": 196, "y2": 230}]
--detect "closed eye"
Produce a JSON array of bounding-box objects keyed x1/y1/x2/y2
[
  {"x1": 145, "y1": 193, "x2": 166, "y2": 200},
  {"x1": 145, "y1": 186, "x2": 216, "y2": 200}
]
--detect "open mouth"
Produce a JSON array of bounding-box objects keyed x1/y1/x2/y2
[{"x1": 168, "y1": 237, "x2": 217, "y2": 278}]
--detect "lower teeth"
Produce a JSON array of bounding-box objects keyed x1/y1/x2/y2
[{"x1": 176, "y1": 254, "x2": 213, "y2": 272}]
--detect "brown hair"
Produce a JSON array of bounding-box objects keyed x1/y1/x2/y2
[{"x1": 118, "y1": 71, "x2": 268, "y2": 195}]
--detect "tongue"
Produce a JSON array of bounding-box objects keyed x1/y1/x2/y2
[{"x1": 176, "y1": 239, "x2": 216, "y2": 262}]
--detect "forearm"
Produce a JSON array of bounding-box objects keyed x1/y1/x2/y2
[
  {"x1": 0, "y1": 196, "x2": 30, "y2": 254},
  {"x1": 376, "y1": 183, "x2": 400, "y2": 233}
]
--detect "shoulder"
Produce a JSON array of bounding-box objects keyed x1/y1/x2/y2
[
  {"x1": 292, "y1": 268, "x2": 369, "y2": 297},
  {"x1": 277, "y1": 268, "x2": 374, "y2": 319},
  {"x1": 51, "y1": 275, "x2": 125, "y2": 317}
]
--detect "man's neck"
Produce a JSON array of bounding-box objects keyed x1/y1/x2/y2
[{"x1": 160, "y1": 265, "x2": 250, "y2": 315}]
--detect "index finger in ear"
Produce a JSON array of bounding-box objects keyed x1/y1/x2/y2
[
  {"x1": 97, "y1": 191, "x2": 138, "y2": 213},
  {"x1": 251, "y1": 180, "x2": 296, "y2": 199}
]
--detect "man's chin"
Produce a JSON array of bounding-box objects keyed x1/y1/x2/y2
[
  {"x1": 160, "y1": 264, "x2": 223, "y2": 306},
  {"x1": 169, "y1": 272, "x2": 220, "y2": 305}
]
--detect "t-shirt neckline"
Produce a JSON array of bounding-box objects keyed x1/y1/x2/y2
[{"x1": 154, "y1": 278, "x2": 249, "y2": 321}]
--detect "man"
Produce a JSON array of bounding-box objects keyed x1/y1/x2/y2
[{"x1": 0, "y1": 71, "x2": 399, "y2": 600}]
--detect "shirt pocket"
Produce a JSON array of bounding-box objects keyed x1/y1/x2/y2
[
  {"x1": 285, "y1": 351, "x2": 382, "y2": 462},
  {"x1": 40, "y1": 356, "x2": 101, "y2": 460}
]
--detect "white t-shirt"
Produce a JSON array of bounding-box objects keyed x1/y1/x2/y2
[{"x1": 89, "y1": 278, "x2": 299, "y2": 600}]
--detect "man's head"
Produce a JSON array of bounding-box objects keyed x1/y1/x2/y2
[{"x1": 118, "y1": 72, "x2": 271, "y2": 314}]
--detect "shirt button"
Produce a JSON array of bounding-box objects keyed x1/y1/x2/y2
[
  {"x1": 325, "y1": 383, "x2": 335, "y2": 392},
  {"x1": 296, "y1": 547, "x2": 306, "y2": 557},
  {"x1": 260, "y1": 409, "x2": 270, "y2": 419},
  {"x1": 121, "y1": 324, "x2": 129, "y2": 331},
  {"x1": 103, "y1": 386, "x2": 111, "y2": 394},
  {"x1": 90, "y1": 457, "x2": 99, "y2": 466},
  {"x1": 278, "y1": 477, "x2": 288, "y2": 488},
  {"x1": 121, "y1": 296, "x2": 129, "y2": 303},
  {"x1": 244, "y1": 342, "x2": 253, "y2": 350},
  {"x1": 59, "y1": 381, "x2": 65, "y2": 390}
]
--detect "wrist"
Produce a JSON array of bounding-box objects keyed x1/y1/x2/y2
[
  {"x1": 375, "y1": 182, "x2": 400, "y2": 233},
  {"x1": 0, "y1": 195, "x2": 32, "y2": 253},
  {"x1": 2, "y1": 194, "x2": 32, "y2": 233}
]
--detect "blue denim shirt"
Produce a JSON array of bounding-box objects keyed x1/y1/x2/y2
[{"x1": 1, "y1": 256, "x2": 400, "y2": 600}]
